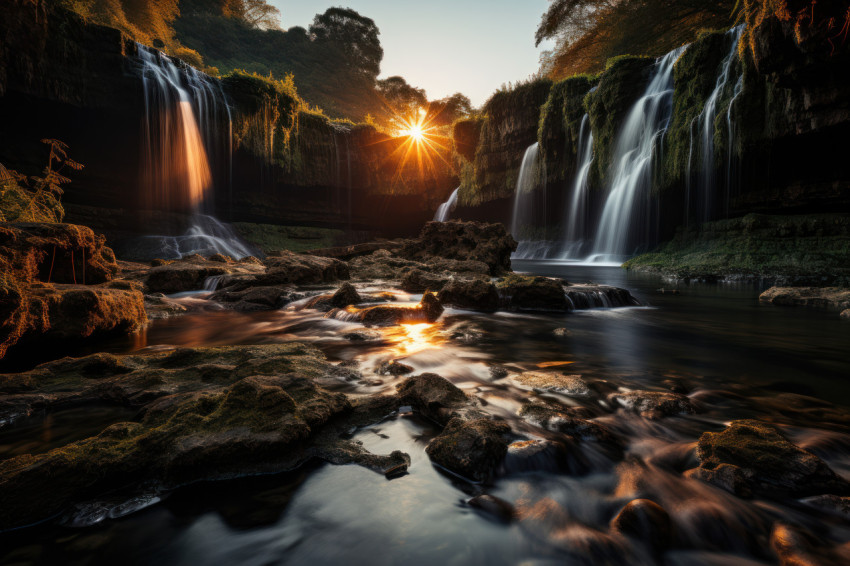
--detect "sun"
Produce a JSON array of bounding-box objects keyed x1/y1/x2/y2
[{"x1": 403, "y1": 123, "x2": 424, "y2": 141}]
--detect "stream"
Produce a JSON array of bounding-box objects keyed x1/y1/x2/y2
[{"x1": 2, "y1": 262, "x2": 849, "y2": 565}]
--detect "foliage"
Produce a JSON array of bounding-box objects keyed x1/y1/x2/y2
[
  {"x1": 734, "y1": 0, "x2": 850, "y2": 57},
  {"x1": 0, "y1": 140, "x2": 82, "y2": 223},
  {"x1": 309, "y1": 7, "x2": 383, "y2": 80},
  {"x1": 452, "y1": 115, "x2": 484, "y2": 163},
  {"x1": 428, "y1": 93, "x2": 474, "y2": 128},
  {"x1": 56, "y1": 0, "x2": 181, "y2": 50},
  {"x1": 377, "y1": 76, "x2": 428, "y2": 120},
  {"x1": 538, "y1": 0, "x2": 736, "y2": 79}
]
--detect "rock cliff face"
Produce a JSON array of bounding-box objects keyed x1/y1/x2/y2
[
  {"x1": 450, "y1": 11, "x2": 849, "y2": 249},
  {"x1": 0, "y1": 0, "x2": 457, "y2": 241}
]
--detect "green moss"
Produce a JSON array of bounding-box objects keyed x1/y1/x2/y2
[
  {"x1": 231, "y1": 222, "x2": 343, "y2": 253},
  {"x1": 623, "y1": 213, "x2": 850, "y2": 283},
  {"x1": 538, "y1": 75, "x2": 598, "y2": 184},
  {"x1": 462, "y1": 79, "x2": 553, "y2": 206},
  {"x1": 662, "y1": 29, "x2": 740, "y2": 191},
  {"x1": 585, "y1": 56, "x2": 654, "y2": 188}
]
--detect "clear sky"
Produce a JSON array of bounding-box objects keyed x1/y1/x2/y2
[{"x1": 269, "y1": 1, "x2": 554, "y2": 107}]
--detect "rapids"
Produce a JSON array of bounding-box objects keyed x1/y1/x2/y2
[{"x1": 3, "y1": 263, "x2": 849, "y2": 565}]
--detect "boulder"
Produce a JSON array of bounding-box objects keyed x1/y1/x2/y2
[
  {"x1": 760, "y1": 286, "x2": 850, "y2": 312},
  {"x1": 693, "y1": 419, "x2": 850, "y2": 498},
  {"x1": 399, "y1": 221, "x2": 517, "y2": 276},
  {"x1": 511, "y1": 372, "x2": 593, "y2": 398},
  {"x1": 254, "y1": 251, "x2": 349, "y2": 286},
  {"x1": 378, "y1": 360, "x2": 414, "y2": 376},
  {"x1": 349, "y1": 249, "x2": 422, "y2": 280},
  {"x1": 299, "y1": 283, "x2": 362, "y2": 311},
  {"x1": 502, "y1": 439, "x2": 570, "y2": 474},
  {"x1": 610, "y1": 499, "x2": 672, "y2": 554},
  {"x1": 1, "y1": 283, "x2": 145, "y2": 360},
  {"x1": 397, "y1": 373, "x2": 467, "y2": 424},
  {"x1": 497, "y1": 274, "x2": 568, "y2": 312},
  {"x1": 209, "y1": 285, "x2": 300, "y2": 312},
  {"x1": 0, "y1": 222, "x2": 118, "y2": 285},
  {"x1": 329, "y1": 293, "x2": 443, "y2": 326},
  {"x1": 400, "y1": 269, "x2": 451, "y2": 293},
  {"x1": 609, "y1": 391, "x2": 697, "y2": 419},
  {"x1": 437, "y1": 279, "x2": 500, "y2": 312},
  {"x1": 518, "y1": 403, "x2": 621, "y2": 448},
  {"x1": 425, "y1": 417, "x2": 511, "y2": 482}
]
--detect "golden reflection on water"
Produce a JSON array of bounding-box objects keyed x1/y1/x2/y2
[{"x1": 383, "y1": 323, "x2": 445, "y2": 357}]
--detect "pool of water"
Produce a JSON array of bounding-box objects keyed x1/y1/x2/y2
[{"x1": 2, "y1": 262, "x2": 849, "y2": 565}]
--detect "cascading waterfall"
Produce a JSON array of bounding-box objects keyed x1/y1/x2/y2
[
  {"x1": 434, "y1": 187, "x2": 459, "y2": 222},
  {"x1": 558, "y1": 113, "x2": 594, "y2": 259},
  {"x1": 588, "y1": 46, "x2": 687, "y2": 264},
  {"x1": 511, "y1": 143, "x2": 554, "y2": 258},
  {"x1": 135, "y1": 44, "x2": 255, "y2": 259},
  {"x1": 685, "y1": 25, "x2": 744, "y2": 224}
]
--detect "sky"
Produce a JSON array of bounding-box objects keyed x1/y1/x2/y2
[{"x1": 269, "y1": 1, "x2": 554, "y2": 107}]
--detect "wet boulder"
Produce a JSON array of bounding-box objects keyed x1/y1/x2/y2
[
  {"x1": 609, "y1": 391, "x2": 697, "y2": 419},
  {"x1": 145, "y1": 254, "x2": 263, "y2": 294},
  {"x1": 694, "y1": 419, "x2": 850, "y2": 498},
  {"x1": 258, "y1": 251, "x2": 350, "y2": 285},
  {"x1": 349, "y1": 249, "x2": 422, "y2": 280},
  {"x1": 610, "y1": 499, "x2": 672, "y2": 554},
  {"x1": 425, "y1": 417, "x2": 511, "y2": 482},
  {"x1": 502, "y1": 439, "x2": 570, "y2": 474},
  {"x1": 564, "y1": 284, "x2": 641, "y2": 309},
  {"x1": 399, "y1": 221, "x2": 517, "y2": 276},
  {"x1": 210, "y1": 285, "x2": 301, "y2": 311},
  {"x1": 329, "y1": 293, "x2": 443, "y2": 326},
  {"x1": 400, "y1": 269, "x2": 451, "y2": 293},
  {"x1": 437, "y1": 278, "x2": 500, "y2": 312},
  {"x1": 299, "y1": 283, "x2": 362, "y2": 311},
  {"x1": 397, "y1": 373, "x2": 467, "y2": 424},
  {"x1": 518, "y1": 403, "x2": 622, "y2": 449},
  {"x1": 497, "y1": 274, "x2": 568, "y2": 312},
  {"x1": 512, "y1": 372, "x2": 594, "y2": 399},
  {"x1": 378, "y1": 360, "x2": 414, "y2": 376}
]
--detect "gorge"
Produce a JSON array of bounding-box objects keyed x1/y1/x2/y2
[{"x1": 1, "y1": 1, "x2": 850, "y2": 565}]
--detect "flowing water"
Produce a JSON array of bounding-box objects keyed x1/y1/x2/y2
[
  {"x1": 434, "y1": 187, "x2": 460, "y2": 222},
  {"x1": 3, "y1": 263, "x2": 850, "y2": 565},
  {"x1": 559, "y1": 114, "x2": 594, "y2": 260},
  {"x1": 685, "y1": 26, "x2": 745, "y2": 225},
  {"x1": 589, "y1": 47, "x2": 686, "y2": 264},
  {"x1": 135, "y1": 44, "x2": 253, "y2": 259},
  {"x1": 510, "y1": 143, "x2": 548, "y2": 258}
]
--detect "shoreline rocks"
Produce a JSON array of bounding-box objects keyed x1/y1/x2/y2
[{"x1": 760, "y1": 286, "x2": 850, "y2": 316}]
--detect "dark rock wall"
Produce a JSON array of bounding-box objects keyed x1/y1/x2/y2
[{"x1": 0, "y1": 1, "x2": 458, "y2": 240}]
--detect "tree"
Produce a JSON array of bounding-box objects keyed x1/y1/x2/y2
[
  {"x1": 377, "y1": 76, "x2": 428, "y2": 117},
  {"x1": 428, "y1": 93, "x2": 473, "y2": 127},
  {"x1": 535, "y1": 0, "x2": 616, "y2": 47},
  {"x1": 309, "y1": 8, "x2": 383, "y2": 79},
  {"x1": 242, "y1": 0, "x2": 280, "y2": 30}
]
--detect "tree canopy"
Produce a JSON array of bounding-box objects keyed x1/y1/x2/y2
[{"x1": 309, "y1": 8, "x2": 383, "y2": 79}]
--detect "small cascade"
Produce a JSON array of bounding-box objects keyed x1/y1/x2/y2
[
  {"x1": 588, "y1": 46, "x2": 687, "y2": 264},
  {"x1": 434, "y1": 187, "x2": 460, "y2": 222},
  {"x1": 559, "y1": 114, "x2": 594, "y2": 259},
  {"x1": 134, "y1": 44, "x2": 254, "y2": 259},
  {"x1": 142, "y1": 215, "x2": 256, "y2": 260},
  {"x1": 511, "y1": 143, "x2": 552, "y2": 258},
  {"x1": 686, "y1": 26, "x2": 744, "y2": 224}
]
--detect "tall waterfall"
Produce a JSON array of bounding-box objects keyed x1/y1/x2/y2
[
  {"x1": 686, "y1": 26, "x2": 744, "y2": 224},
  {"x1": 511, "y1": 143, "x2": 554, "y2": 258},
  {"x1": 135, "y1": 44, "x2": 255, "y2": 259},
  {"x1": 588, "y1": 46, "x2": 686, "y2": 264},
  {"x1": 558, "y1": 114, "x2": 594, "y2": 259},
  {"x1": 434, "y1": 187, "x2": 459, "y2": 221}
]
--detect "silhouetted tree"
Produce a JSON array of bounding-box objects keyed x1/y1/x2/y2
[{"x1": 309, "y1": 8, "x2": 383, "y2": 79}]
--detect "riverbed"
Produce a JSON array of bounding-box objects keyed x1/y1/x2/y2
[{"x1": 2, "y1": 262, "x2": 849, "y2": 565}]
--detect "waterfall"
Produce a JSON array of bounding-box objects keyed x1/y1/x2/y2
[
  {"x1": 135, "y1": 44, "x2": 256, "y2": 259},
  {"x1": 434, "y1": 187, "x2": 459, "y2": 222},
  {"x1": 686, "y1": 26, "x2": 744, "y2": 224},
  {"x1": 588, "y1": 46, "x2": 686, "y2": 264},
  {"x1": 558, "y1": 114, "x2": 594, "y2": 259},
  {"x1": 511, "y1": 143, "x2": 554, "y2": 258}
]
